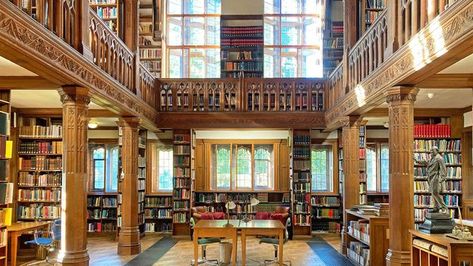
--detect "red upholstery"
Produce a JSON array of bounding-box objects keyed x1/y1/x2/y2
[
  {"x1": 212, "y1": 212, "x2": 225, "y2": 220},
  {"x1": 192, "y1": 206, "x2": 225, "y2": 223},
  {"x1": 200, "y1": 213, "x2": 214, "y2": 220},
  {"x1": 270, "y1": 213, "x2": 286, "y2": 224},
  {"x1": 256, "y1": 207, "x2": 290, "y2": 225},
  {"x1": 256, "y1": 212, "x2": 271, "y2": 220}
]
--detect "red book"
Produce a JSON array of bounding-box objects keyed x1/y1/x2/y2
[{"x1": 97, "y1": 222, "x2": 102, "y2": 232}]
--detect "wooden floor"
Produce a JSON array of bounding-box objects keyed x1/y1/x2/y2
[{"x1": 18, "y1": 233, "x2": 342, "y2": 266}]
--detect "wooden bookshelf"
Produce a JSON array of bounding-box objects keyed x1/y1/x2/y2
[
  {"x1": 139, "y1": 0, "x2": 162, "y2": 78},
  {"x1": 16, "y1": 116, "x2": 62, "y2": 222},
  {"x1": 359, "y1": 123, "x2": 367, "y2": 205},
  {"x1": 411, "y1": 229, "x2": 473, "y2": 266},
  {"x1": 138, "y1": 130, "x2": 147, "y2": 236},
  {"x1": 358, "y1": 0, "x2": 385, "y2": 37},
  {"x1": 413, "y1": 122, "x2": 462, "y2": 225},
  {"x1": 89, "y1": 0, "x2": 120, "y2": 34},
  {"x1": 311, "y1": 195, "x2": 342, "y2": 233},
  {"x1": 144, "y1": 195, "x2": 172, "y2": 233},
  {"x1": 323, "y1": 0, "x2": 344, "y2": 77},
  {"x1": 345, "y1": 210, "x2": 389, "y2": 266},
  {"x1": 292, "y1": 129, "x2": 311, "y2": 236},
  {"x1": 220, "y1": 15, "x2": 263, "y2": 78},
  {"x1": 172, "y1": 129, "x2": 191, "y2": 235},
  {"x1": 87, "y1": 194, "x2": 118, "y2": 233}
]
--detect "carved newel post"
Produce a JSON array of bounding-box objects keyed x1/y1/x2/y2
[
  {"x1": 385, "y1": 87, "x2": 418, "y2": 266},
  {"x1": 58, "y1": 86, "x2": 90, "y2": 265},
  {"x1": 117, "y1": 117, "x2": 141, "y2": 255}
]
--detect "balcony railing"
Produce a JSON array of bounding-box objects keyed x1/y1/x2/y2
[
  {"x1": 327, "y1": 63, "x2": 344, "y2": 109},
  {"x1": 157, "y1": 78, "x2": 325, "y2": 112}
]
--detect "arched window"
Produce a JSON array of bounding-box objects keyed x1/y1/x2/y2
[
  {"x1": 254, "y1": 145, "x2": 274, "y2": 189},
  {"x1": 212, "y1": 144, "x2": 231, "y2": 189},
  {"x1": 311, "y1": 144, "x2": 332, "y2": 192},
  {"x1": 90, "y1": 144, "x2": 119, "y2": 192},
  {"x1": 234, "y1": 145, "x2": 252, "y2": 189},
  {"x1": 157, "y1": 148, "x2": 173, "y2": 191}
]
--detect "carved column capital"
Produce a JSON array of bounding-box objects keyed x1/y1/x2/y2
[
  {"x1": 59, "y1": 86, "x2": 90, "y2": 105},
  {"x1": 340, "y1": 115, "x2": 361, "y2": 128},
  {"x1": 117, "y1": 117, "x2": 141, "y2": 129},
  {"x1": 385, "y1": 86, "x2": 419, "y2": 104}
]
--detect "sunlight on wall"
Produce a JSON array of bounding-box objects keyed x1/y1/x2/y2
[
  {"x1": 355, "y1": 84, "x2": 366, "y2": 107},
  {"x1": 409, "y1": 17, "x2": 447, "y2": 71}
]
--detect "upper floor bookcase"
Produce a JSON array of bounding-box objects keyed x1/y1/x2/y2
[
  {"x1": 89, "y1": 0, "x2": 120, "y2": 34},
  {"x1": 323, "y1": 0, "x2": 344, "y2": 77},
  {"x1": 358, "y1": 0, "x2": 385, "y2": 37},
  {"x1": 139, "y1": 0, "x2": 162, "y2": 78}
]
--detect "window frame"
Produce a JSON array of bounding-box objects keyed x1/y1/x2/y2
[
  {"x1": 311, "y1": 144, "x2": 334, "y2": 193},
  {"x1": 207, "y1": 140, "x2": 278, "y2": 192},
  {"x1": 164, "y1": 0, "x2": 221, "y2": 78},
  {"x1": 149, "y1": 141, "x2": 174, "y2": 194},
  {"x1": 311, "y1": 140, "x2": 338, "y2": 195},
  {"x1": 88, "y1": 142, "x2": 120, "y2": 193},
  {"x1": 365, "y1": 141, "x2": 389, "y2": 193},
  {"x1": 263, "y1": 0, "x2": 324, "y2": 77}
]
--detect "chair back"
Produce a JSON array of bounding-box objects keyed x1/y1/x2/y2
[{"x1": 52, "y1": 219, "x2": 61, "y2": 241}]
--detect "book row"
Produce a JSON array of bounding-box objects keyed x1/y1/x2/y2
[
  {"x1": 173, "y1": 213, "x2": 188, "y2": 223},
  {"x1": 18, "y1": 189, "x2": 60, "y2": 202},
  {"x1": 139, "y1": 49, "x2": 161, "y2": 59},
  {"x1": 174, "y1": 145, "x2": 190, "y2": 154},
  {"x1": 221, "y1": 26, "x2": 263, "y2": 36},
  {"x1": 18, "y1": 204, "x2": 60, "y2": 219},
  {"x1": 348, "y1": 219, "x2": 370, "y2": 242},
  {"x1": 365, "y1": 10, "x2": 382, "y2": 24},
  {"x1": 0, "y1": 183, "x2": 13, "y2": 205},
  {"x1": 293, "y1": 170, "x2": 310, "y2": 182},
  {"x1": 293, "y1": 160, "x2": 311, "y2": 170},
  {"x1": 294, "y1": 193, "x2": 310, "y2": 203},
  {"x1": 0, "y1": 137, "x2": 12, "y2": 160},
  {"x1": 414, "y1": 124, "x2": 451, "y2": 138},
  {"x1": 174, "y1": 156, "x2": 190, "y2": 166},
  {"x1": 139, "y1": 168, "x2": 146, "y2": 179},
  {"x1": 87, "y1": 222, "x2": 117, "y2": 233},
  {"x1": 324, "y1": 37, "x2": 343, "y2": 49},
  {"x1": 414, "y1": 180, "x2": 462, "y2": 193},
  {"x1": 141, "y1": 61, "x2": 161, "y2": 71},
  {"x1": 173, "y1": 189, "x2": 190, "y2": 199},
  {"x1": 174, "y1": 178, "x2": 191, "y2": 188},
  {"x1": 414, "y1": 166, "x2": 461, "y2": 179},
  {"x1": 145, "y1": 222, "x2": 172, "y2": 233},
  {"x1": 174, "y1": 167, "x2": 190, "y2": 177},
  {"x1": 311, "y1": 196, "x2": 340, "y2": 206},
  {"x1": 413, "y1": 195, "x2": 459, "y2": 207},
  {"x1": 144, "y1": 209, "x2": 172, "y2": 219},
  {"x1": 414, "y1": 208, "x2": 455, "y2": 222},
  {"x1": 367, "y1": 0, "x2": 385, "y2": 8},
  {"x1": 294, "y1": 182, "x2": 310, "y2": 192},
  {"x1": 174, "y1": 134, "x2": 190, "y2": 143},
  {"x1": 223, "y1": 62, "x2": 263, "y2": 71},
  {"x1": 87, "y1": 197, "x2": 118, "y2": 208},
  {"x1": 138, "y1": 155, "x2": 146, "y2": 168},
  {"x1": 293, "y1": 214, "x2": 311, "y2": 225},
  {"x1": 138, "y1": 179, "x2": 146, "y2": 191},
  {"x1": 89, "y1": 0, "x2": 117, "y2": 4},
  {"x1": 224, "y1": 72, "x2": 263, "y2": 78},
  {"x1": 173, "y1": 201, "x2": 189, "y2": 210},
  {"x1": 95, "y1": 7, "x2": 117, "y2": 19},
  {"x1": 347, "y1": 241, "x2": 370, "y2": 266},
  {"x1": 19, "y1": 157, "x2": 62, "y2": 171},
  {"x1": 19, "y1": 125, "x2": 62, "y2": 138},
  {"x1": 414, "y1": 153, "x2": 461, "y2": 165},
  {"x1": 294, "y1": 203, "x2": 309, "y2": 213},
  {"x1": 314, "y1": 208, "x2": 340, "y2": 219},
  {"x1": 144, "y1": 197, "x2": 171, "y2": 207},
  {"x1": 413, "y1": 139, "x2": 461, "y2": 152},
  {"x1": 221, "y1": 51, "x2": 261, "y2": 61},
  {"x1": 18, "y1": 173, "x2": 61, "y2": 187},
  {"x1": 19, "y1": 141, "x2": 63, "y2": 154},
  {"x1": 87, "y1": 209, "x2": 117, "y2": 220},
  {"x1": 294, "y1": 135, "x2": 311, "y2": 145}
]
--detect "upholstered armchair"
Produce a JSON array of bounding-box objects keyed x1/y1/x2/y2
[
  {"x1": 190, "y1": 206, "x2": 226, "y2": 239},
  {"x1": 255, "y1": 206, "x2": 292, "y2": 239}
]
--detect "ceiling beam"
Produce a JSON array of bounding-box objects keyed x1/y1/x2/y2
[
  {"x1": 416, "y1": 74, "x2": 473, "y2": 88},
  {"x1": 0, "y1": 76, "x2": 59, "y2": 89}
]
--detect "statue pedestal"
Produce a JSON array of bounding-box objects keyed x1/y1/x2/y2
[{"x1": 419, "y1": 213, "x2": 455, "y2": 234}]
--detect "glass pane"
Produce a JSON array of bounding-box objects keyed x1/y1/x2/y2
[
  {"x1": 301, "y1": 48, "x2": 322, "y2": 77},
  {"x1": 93, "y1": 147, "x2": 105, "y2": 159},
  {"x1": 206, "y1": 0, "x2": 221, "y2": 14},
  {"x1": 311, "y1": 146, "x2": 330, "y2": 191},
  {"x1": 264, "y1": 48, "x2": 281, "y2": 77},
  {"x1": 184, "y1": 0, "x2": 204, "y2": 14},
  {"x1": 281, "y1": 0, "x2": 301, "y2": 14},
  {"x1": 206, "y1": 17, "x2": 220, "y2": 45},
  {"x1": 264, "y1": 16, "x2": 280, "y2": 45},
  {"x1": 303, "y1": 0, "x2": 319, "y2": 14},
  {"x1": 184, "y1": 17, "x2": 205, "y2": 45},
  {"x1": 206, "y1": 49, "x2": 220, "y2": 78},
  {"x1": 254, "y1": 145, "x2": 274, "y2": 189},
  {"x1": 168, "y1": 0, "x2": 182, "y2": 14},
  {"x1": 212, "y1": 144, "x2": 231, "y2": 189},
  {"x1": 94, "y1": 160, "x2": 105, "y2": 190},
  {"x1": 158, "y1": 150, "x2": 173, "y2": 191},
  {"x1": 264, "y1": 0, "x2": 281, "y2": 14},
  {"x1": 169, "y1": 49, "x2": 184, "y2": 78},
  {"x1": 366, "y1": 145, "x2": 377, "y2": 191},
  {"x1": 189, "y1": 48, "x2": 205, "y2": 78},
  {"x1": 303, "y1": 17, "x2": 321, "y2": 45},
  {"x1": 167, "y1": 17, "x2": 183, "y2": 45},
  {"x1": 281, "y1": 48, "x2": 297, "y2": 77},
  {"x1": 234, "y1": 145, "x2": 252, "y2": 189},
  {"x1": 281, "y1": 17, "x2": 301, "y2": 45},
  {"x1": 107, "y1": 146, "x2": 119, "y2": 192},
  {"x1": 381, "y1": 144, "x2": 389, "y2": 192}
]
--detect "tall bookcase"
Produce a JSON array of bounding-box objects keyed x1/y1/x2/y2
[
  {"x1": 138, "y1": 130, "x2": 147, "y2": 235},
  {"x1": 144, "y1": 195, "x2": 172, "y2": 233},
  {"x1": 87, "y1": 194, "x2": 118, "y2": 233},
  {"x1": 413, "y1": 122, "x2": 462, "y2": 225},
  {"x1": 358, "y1": 0, "x2": 385, "y2": 37},
  {"x1": 172, "y1": 129, "x2": 191, "y2": 235},
  {"x1": 292, "y1": 129, "x2": 311, "y2": 236},
  {"x1": 323, "y1": 0, "x2": 344, "y2": 77},
  {"x1": 89, "y1": 0, "x2": 120, "y2": 34},
  {"x1": 139, "y1": 0, "x2": 162, "y2": 77},
  {"x1": 358, "y1": 124, "x2": 367, "y2": 205},
  {"x1": 220, "y1": 15, "x2": 263, "y2": 78},
  {"x1": 0, "y1": 92, "x2": 12, "y2": 265},
  {"x1": 17, "y1": 116, "x2": 62, "y2": 222}
]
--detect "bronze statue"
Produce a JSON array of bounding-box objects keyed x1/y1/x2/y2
[{"x1": 415, "y1": 146, "x2": 448, "y2": 214}]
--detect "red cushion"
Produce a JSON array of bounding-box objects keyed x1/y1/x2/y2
[
  {"x1": 212, "y1": 212, "x2": 225, "y2": 220},
  {"x1": 200, "y1": 213, "x2": 214, "y2": 220},
  {"x1": 255, "y1": 212, "x2": 271, "y2": 220},
  {"x1": 270, "y1": 213, "x2": 286, "y2": 224}
]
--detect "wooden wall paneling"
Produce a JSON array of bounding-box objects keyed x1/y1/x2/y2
[
  {"x1": 146, "y1": 140, "x2": 156, "y2": 194},
  {"x1": 194, "y1": 140, "x2": 205, "y2": 191},
  {"x1": 117, "y1": 117, "x2": 141, "y2": 255},
  {"x1": 57, "y1": 86, "x2": 90, "y2": 265},
  {"x1": 278, "y1": 140, "x2": 290, "y2": 192},
  {"x1": 385, "y1": 87, "x2": 418, "y2": 266},
  {"x1": 450, "y1": 114, "x2": 463, "y2": 138}
]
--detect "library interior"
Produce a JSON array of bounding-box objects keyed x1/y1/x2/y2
[{"x1": 0, "y1": 0, "x2": 473, "y2": 265}]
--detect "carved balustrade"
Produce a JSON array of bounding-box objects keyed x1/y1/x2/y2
[
  {"x1": 326, "y1": 63, "x2": 343, "y2": 110},
  {"x1": 139, "y1": 65, "x2": 157, "y2": 109}
]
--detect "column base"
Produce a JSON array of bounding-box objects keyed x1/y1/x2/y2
[
  {"x1": 57, "y1": 249, "x2": 89, "y2": 266},
  {"x1": 118, "y1": 226, "x2": 141, "y2": 255},
  {"x1": 386, "y1": 249, "x2": 411, "y2": 266}
]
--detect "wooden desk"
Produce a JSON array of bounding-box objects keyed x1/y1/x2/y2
[
  {"x1": 193, "y1": 220, "x2": 239, "y2": 266},
  {"x1": 239, "y1": 220, "x2": 285, "y2": 266},
  {"x1": 7, "y1": 221, "x2": 51, "y2": 266}
]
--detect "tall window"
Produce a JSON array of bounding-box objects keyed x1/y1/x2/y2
[
  {"x1": 157, "y1": 148, "x2": 173, "y2": 191},
  {"x1": 211, "y1": 143, "x2": 275, "y2": 191},
  {"x1": 264, "y1": 0, "x2": 324, "y2": 77},
  {"x1": 166, "y1": 0, "x2": 221, "y2": 78},
  {"x1": 90, "y1": 144, "x2": 119, "y2": 192},
  {"x1": 366, "y1": 143, "x2": 389, "y2": 192},
  {"x1": 311, "y1": 145, "x2": 333, "y2": 192}
]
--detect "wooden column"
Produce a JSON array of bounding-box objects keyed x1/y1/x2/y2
[
  {"x1": 386, "y1": 0, "x2": 400, "y2": 57},
  {"x1": 57, "y1": 86, "x2": 90, "y2": 266},
  {"x1": 385, "y1": 87, "x2": 418, "y2": 266},
  {"x1": 122, "y1": 0, "x2": 139, "y2": 52},
  {"x1": 345, "y1": 0, "x2": 358, "y2": 49},
  {"x1": 77, "y1": 0, "x2": 92, "y2": 59},
  {"x1": 341, "y1": 116, "x2": 360, "y2": 253},
  {"x1": 117, "y1": 117, "x2": 141, "y2": 255}
]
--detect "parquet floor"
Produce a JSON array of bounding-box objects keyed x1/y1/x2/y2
[{"x1": 18, "y1": 233, "x2": 343, "y2": 266}]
